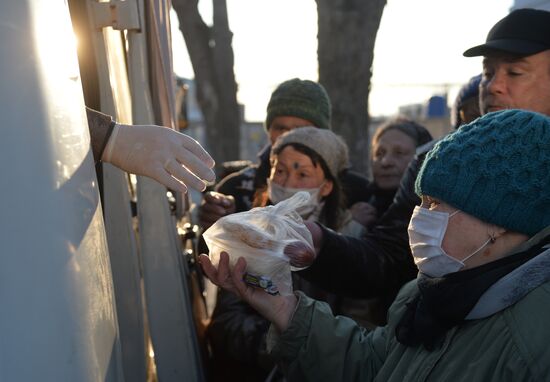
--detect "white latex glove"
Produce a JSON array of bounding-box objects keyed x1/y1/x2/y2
[{"x1": 102, "y1": 123, "x2": 216, "y2": 193}]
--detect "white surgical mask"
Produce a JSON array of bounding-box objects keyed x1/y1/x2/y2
[
  {"x1": 267, "y1": 179, "x2": 323, "y2": 218},
  {"x1": 408, "y1": 206, "x2": 492, "y2": 277}
]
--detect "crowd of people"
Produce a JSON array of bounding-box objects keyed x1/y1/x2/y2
[
  {"x1": 198, "y1": 8, "x2": 550, "y2": 382},
  {"x1": 93, "y1": 7, "x2": 550, "y2": 382}
]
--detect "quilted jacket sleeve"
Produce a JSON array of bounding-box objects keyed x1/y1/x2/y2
[{"x1": 268, "y1": 292, "x2": 388, "y2": 381}]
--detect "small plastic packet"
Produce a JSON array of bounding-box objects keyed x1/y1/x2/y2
[{"x1": 203, "y1": 191, "x2": 315, "y2": 296}]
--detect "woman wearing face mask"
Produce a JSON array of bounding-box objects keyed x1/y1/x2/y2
[
  {"x1": 202, "y1": 109, "x2": 550, "y2": 381},
  {"x1": 253, "y1": 126, "x2": 364, "y2": 237},
  {"x1": 206, "y1": 127, "x2": 360, "y2": 382}
]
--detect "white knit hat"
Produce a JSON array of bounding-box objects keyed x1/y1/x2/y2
[{"x1": 271, "y1": 126, "x2": 349, "y2": 178}]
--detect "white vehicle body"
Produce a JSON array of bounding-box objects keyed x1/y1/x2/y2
[{"x1": 1, "y1": 1, "x2": 204, "y2": 381}]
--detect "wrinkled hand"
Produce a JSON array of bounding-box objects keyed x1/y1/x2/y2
[
  {"x1": 284, "y1": 221, "x2": 322, "y2": 269},
  {"x1": 102, "y1": 123, "x2": 216, "y2": 193},
  {"x1": 350, "y1": 202, "x2": 378, "y2": 228},
  {"x1": 199, "y1": 252, "x2": 297, "y2": 332},
  {"x1": 198, "y1": 191, "x2": 236, "y2": 229}
]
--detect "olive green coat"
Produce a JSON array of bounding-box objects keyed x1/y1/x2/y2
[{"x1": 269, "y1": 280, "x2": 550, "y2": 381}]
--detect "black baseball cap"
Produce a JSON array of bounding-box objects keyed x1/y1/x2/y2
[{"x1": 463, "y1": 8, "x2": 550, "y2": 57}]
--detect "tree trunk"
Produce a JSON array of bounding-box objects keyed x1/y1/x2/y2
[
  {"x1": 316, "y1": 0, "x2": 386, "y2": 176},
  {"x1": 171, "y1": 0, "x2": 240, "y2": 169}
]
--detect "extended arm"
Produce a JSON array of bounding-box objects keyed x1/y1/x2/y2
[
  {"x1": 294, "y1": 155, "x2": 425, "y2": 298},
  {"x1": 85, "y1": 107, "x2": 215, "y2": 192}
]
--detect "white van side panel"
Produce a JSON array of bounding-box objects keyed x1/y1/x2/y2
[{"x1": 0, "y1": 1, "x2": 123, "y2": 381}]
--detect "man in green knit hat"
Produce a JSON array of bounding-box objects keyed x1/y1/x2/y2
[{"x1": 198, "y1": 77, "x2": 369, "y2": 230}]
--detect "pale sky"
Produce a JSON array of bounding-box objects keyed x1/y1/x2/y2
[{"x1": 171, "y1": 0, "x2": 514, "y2": 121}]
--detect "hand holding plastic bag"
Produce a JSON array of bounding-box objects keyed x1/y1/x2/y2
[
  {"x1": 102, "y1": 123, "x2": 216, "y2": 193},
  {"x1": 203, "y1": 191, "x2": 315, "y2": 296}
]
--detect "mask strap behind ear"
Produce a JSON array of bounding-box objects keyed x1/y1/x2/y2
[{"x1": 461, "y1": 237, "x2": 493, "y2": 264}]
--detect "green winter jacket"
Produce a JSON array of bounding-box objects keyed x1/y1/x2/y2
[
  {"x1": 268, "y1": 234, "x2": 550, "y2": 382},
  {"x1": 269, "y1": 281, "x2": 550, "y2": 381}
]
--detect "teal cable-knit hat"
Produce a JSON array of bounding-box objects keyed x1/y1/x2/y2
[
  {"x1": 416, "y1": 109, "x2": 550, "y2": 236},
  {"x1": 265, "y1": 78, "x2": 331, "y2": 131}
]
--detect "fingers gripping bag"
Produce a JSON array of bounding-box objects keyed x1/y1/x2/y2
[{"x1": 203, "y1": 191, "x2": 314, "y2": 296}]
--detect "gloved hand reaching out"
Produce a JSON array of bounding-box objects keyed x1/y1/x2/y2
[{"x1": 102, "y1": 123, "x2": 216, "y2": 193}]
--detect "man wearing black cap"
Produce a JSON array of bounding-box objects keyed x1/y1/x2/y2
[
  {"x1": 286, "y1": 8, "x2": 550, "y2": 324},
  {"x1": 464, "y1": 8, "x2": 550, "y2": 116}
]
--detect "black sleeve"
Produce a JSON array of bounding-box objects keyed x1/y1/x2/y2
[
  {"x1": 215, "y1": 168, "x2": 257, "y2": 213},
  {"x1": 207, "y1": 289, "x2": 271, "y2": 366},
  {"x1": 297, "y1": 155, "x2": 426, "y2": 299},
  {"x1": 85, "y1": 107, "x2": 116, "y2": 163},
  {"x1": 339, "y1": 169, "x2": 371, "y2": 207}
]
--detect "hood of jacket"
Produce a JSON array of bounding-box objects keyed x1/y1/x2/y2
[{"x1": 467, "y1": 225, "x2": 550, "y2": 319}]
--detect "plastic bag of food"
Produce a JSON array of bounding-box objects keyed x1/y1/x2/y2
[{"x1": 202, "y1": 191, "x2": 314, "y2": 296}]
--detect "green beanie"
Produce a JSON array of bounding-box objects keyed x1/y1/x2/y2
[
  {"x1": 265, "y1": 78, "x2": 331, "y2": 131},
  {"x1": 416, "y1": 109, "x2": 550, "y2": 236}
]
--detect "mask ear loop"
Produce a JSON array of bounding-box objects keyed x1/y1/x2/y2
[
  {"x1": 461, "y1": 237, "x2": 493, "y2": 263},
  {"x1": 489, "y1": 233, "x2": 496, "y2": 244},
  {"x1": 316, "y1": 180, "x2": 329, "y2": 202},
  {"x1": 461, "y1": 229, "x2": 497, "y2": 264},
  {"x1": 487, "y1": 225, "x2": 498, "y2": 244}
]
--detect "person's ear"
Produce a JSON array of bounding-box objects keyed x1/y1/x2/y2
[
  {"x1": 319, "y1": 180, "x2": 333, "y2": 198},
  {"x1": 488, "y1": 224, "x2": 507, "y2": 242}
]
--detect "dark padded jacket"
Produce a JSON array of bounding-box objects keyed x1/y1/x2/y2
[
  {"x1": 207, "y1": 145, "x2": 371, "y2": 381},
  {"x1": 298, "y1": 142, "x2": 435, "y2": 323}
]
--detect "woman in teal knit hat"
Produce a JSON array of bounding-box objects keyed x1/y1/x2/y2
[{"x1": 201, "y1": 109, "x2": 550, "y2": 381}]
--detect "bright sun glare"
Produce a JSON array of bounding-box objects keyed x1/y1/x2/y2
[
  {"x1": 32, "y1": 1, "x2": 80, "y2": 83},
  {"x1": 30, "y1": 1, "x2": 86, "y2": 188}
]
